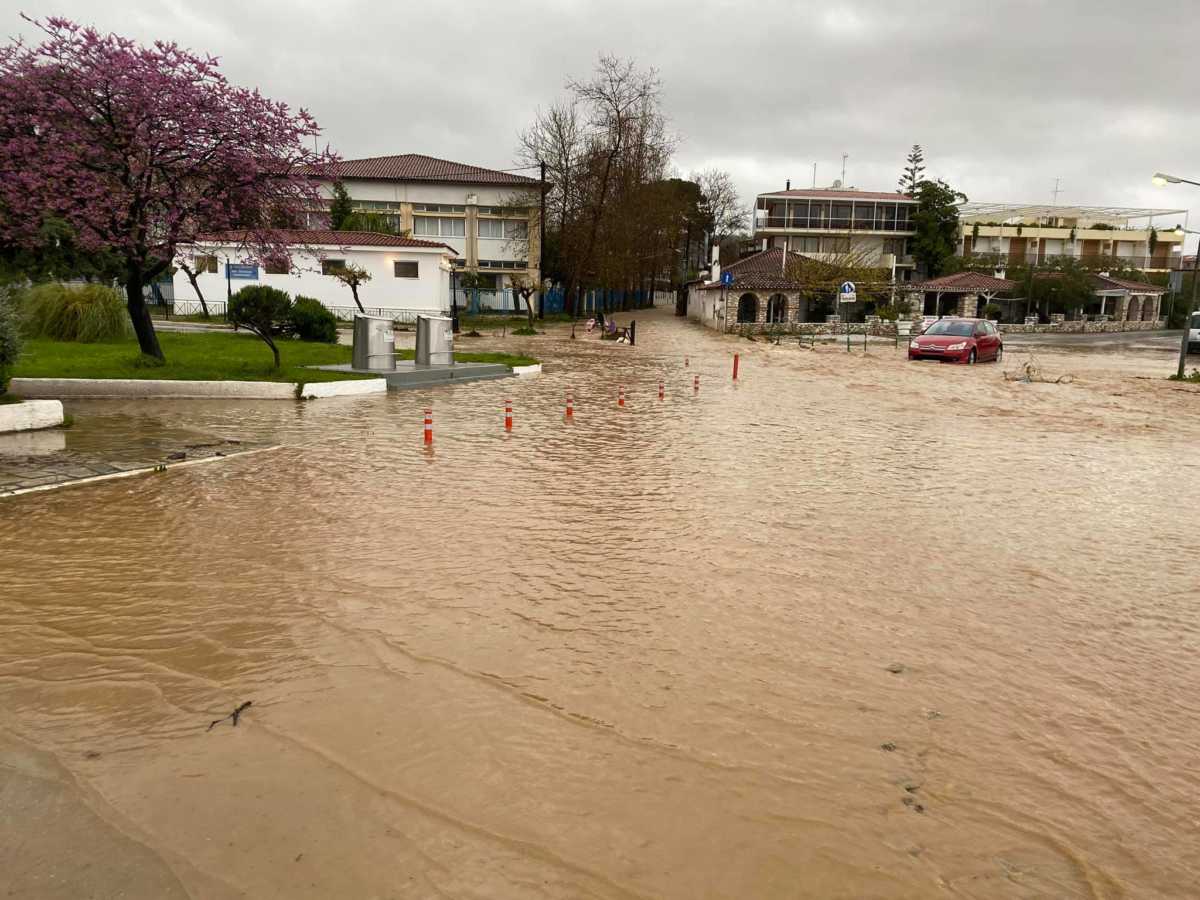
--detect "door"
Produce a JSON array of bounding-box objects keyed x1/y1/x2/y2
[{"x1": 974, "y1": 322, "x2": 995, "y2": 360}]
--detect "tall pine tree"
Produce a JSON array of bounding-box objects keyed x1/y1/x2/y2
[
  {"x1": 328, "y1": 181, "x2": 354, "y2": 229},
  {"x1": 898, "y1": 145, "x2": 925, "y2": 196}
]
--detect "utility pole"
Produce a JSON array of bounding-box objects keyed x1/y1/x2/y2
[
  {"x1": 537, "y1": 159, "x2": 547, "y2": 319},
  {"x1": 1051, "y1": 177, "x2": 1063, "y2": 204}
]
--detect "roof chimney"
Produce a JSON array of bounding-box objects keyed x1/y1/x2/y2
[{"x1": 786, "y1": 179, "x2": 791, "y2": 190}]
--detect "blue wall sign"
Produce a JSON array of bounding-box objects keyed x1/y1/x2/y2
[
  {"x1": 227, "y1": 263, "x2": 259, "y2": 280},
  {"x1": 721, "y1": 271, "x2": 733, "y2": 286}
]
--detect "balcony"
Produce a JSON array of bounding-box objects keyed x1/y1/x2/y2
[
  {"x1": 756, "y1": 216, "x2": 915, "y2": 233},
  {"x1": 961, "y1": 251, "x2": 1184, "y2": 271}
]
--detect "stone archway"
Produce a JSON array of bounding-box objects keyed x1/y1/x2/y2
[
  {"x1": 766, "y1": 293, "x2": 788, "y2": 323},
  {"x1": 736, "y1": 293, "x2": 759, "y2": 324}
]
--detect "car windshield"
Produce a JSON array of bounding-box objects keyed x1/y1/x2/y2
[
  {"x1": 923, "y1": 320, "x2": 975, "y2": 337},
  {"x1": 1192, "y1": 313, "x2": 1200, "y2": 329}
]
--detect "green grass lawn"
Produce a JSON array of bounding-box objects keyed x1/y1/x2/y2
[
  {"x1": 14, "y1": 332, "x2": 367, "y2": 383},
  {"x1": 14, "y1": 332, "x2": 539, "y2": 383}
]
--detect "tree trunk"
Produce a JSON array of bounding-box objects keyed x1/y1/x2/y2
[
  {"x1": 521, "y1": 291, "x2": 535, "y2": 328},
  {"x1": 124, "y1": 267, "x2": 164, "y2": 361},
  {"x1": 266, "y1": 335, "x2": 280, "y2": 370},
  {"x1": 180, "y1": 263, "x2": 210, "y2": 317},
  {"x1": 350, "y1": 284, "x2": 365, "y2": 313}
]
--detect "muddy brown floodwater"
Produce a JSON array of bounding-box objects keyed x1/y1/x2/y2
[{"x1": 2, "y1": 311, "x2": 1199, "y2": 899}]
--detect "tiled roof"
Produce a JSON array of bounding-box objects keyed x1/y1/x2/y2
[
  {"x1": 196, "y1": 229, "x2": 457, "y2": 253},
  {"x1": 909, "y1": 271, "x2": 1016, "y2": 293},
  {"x1": 1092, "y1": 274, "x2": 1165, "y2": 294},
  {"x1": 325, "y1": 153, "x2": 539, "y2": 186},
  {"x1": 759, "y1": 189, "x2": 916, "y2": 202}
]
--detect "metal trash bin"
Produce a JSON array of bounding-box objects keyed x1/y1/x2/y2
[
  {"x1": 351, "y1": 315, "x2": 396, "y2": 371},
  {"x1": 415, "y1": 315, "x2": 454, "y2": 366}
]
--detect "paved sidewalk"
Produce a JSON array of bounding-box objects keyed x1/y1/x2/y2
[{"x1": 0, "y1": 420, "x2": 266, "y2": 497}]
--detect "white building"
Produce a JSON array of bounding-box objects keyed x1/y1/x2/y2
[
  {"x1": 317, "y1": 154, "x2": 542, "y2": 297},
  {"x1": 174, "y1": 229, "x2": 457, "y2": 320}
]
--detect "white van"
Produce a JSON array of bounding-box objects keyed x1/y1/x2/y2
[{"x1": 1191, "y1": 312, "x2": 1200, "y2": 355}]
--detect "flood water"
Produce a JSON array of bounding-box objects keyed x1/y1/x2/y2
[{"x1": 2, "y1": 311, "x2": 1199, "y2": 899}]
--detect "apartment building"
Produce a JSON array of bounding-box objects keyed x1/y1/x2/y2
[
  {"x1": 958, "y1": 203, "x2": 1187, "y2": 273},
  {"x1": 318, "y1": 154, "x2": 542, "y2": 293},
  {"x1": 752, "y1": 184, "x2": 918, "y2": 280}
]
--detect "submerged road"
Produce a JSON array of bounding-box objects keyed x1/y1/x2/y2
[{"x1": 2, "y1": 310, "x2": 1198, "y2": 899}]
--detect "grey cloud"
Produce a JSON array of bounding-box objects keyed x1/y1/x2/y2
[{"x1": 6, "y1": 0, "x2": 1199, "y2": 235}]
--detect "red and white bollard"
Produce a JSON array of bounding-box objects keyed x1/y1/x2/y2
[
  {"x1": 566, "y1": 391, "x2": 574, "y2": 419},
  {"x1": 504, "y1": 399, "x2": 513, "y2": 431},
  {"x1": 685, "y1": 356, "x2": 689, "y2": 367},
  {"x1": 618, "y1": 385, "x2": 625, "y2": 407},
  {"x1": 658, "y1": 381, "x2": 664, "y2": 400},
  {"x1": 693, "y1": 374, "x2": 700, "y2": 392},
  {"x1": 733, "y1": 353, "x2": 740, "y2": 381},
  {"x1": 423, "y1": 408, "x2": 433, "y2": 445}
]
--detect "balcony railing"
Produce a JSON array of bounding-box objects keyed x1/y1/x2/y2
[
  {"x1": 962, "y1": 251, "x2": 1185, "y2": 271},
  {"x1": 756, "y1": 216, "x2": 914, "y2": 233}
]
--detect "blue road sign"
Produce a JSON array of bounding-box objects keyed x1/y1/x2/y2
[
  {"x1": 839, "y1": 280, "x2": 857, "y2": 302},
  {"x1": 721, "y1": 271, "x2": 733, "y2": 286},
  {"x1": 227, "y1": 263, "x2": 259, "y2": 280}
]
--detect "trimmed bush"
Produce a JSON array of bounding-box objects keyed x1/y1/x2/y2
[
  {"x1": 229, "y1": 285, "x2": 292, "y2": 369},
  {"x1": 20, "y1": 282, "x2": 130, "y2": 342},
  {"x1": 0, "y1": 288, "x2": 22, "y2": 395},
  {"x1": 288, "y1": 295, "x2": 338, "y2": 343}
]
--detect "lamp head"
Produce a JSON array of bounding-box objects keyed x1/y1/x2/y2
[{"x1": 1153, "y1": 172, "x2": 1181, "y2": 186}]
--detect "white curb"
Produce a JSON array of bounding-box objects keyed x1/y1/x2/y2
[
  {"x1": 0, "y1": 399, "x2": 64, "y2": 433},
  {"x1": 298, "y1": 378, "x2": 388, "y2": 399}
]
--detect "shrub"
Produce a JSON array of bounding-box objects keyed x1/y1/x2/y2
[
  {"x1": 983, "y1": 302, "x2": 1003, "y2": 320},
  {"x1": 287, "y1": 295, "x2": 338, "y2": 343},
  {"x1": 0, "y1": 288, "x2": 22, "y2": 395},
  {"x1": 228, "y1": 285, "x2": 292, "y2": 369},
  {"x1": 20, "y1": 282, "x2": 130, "y2": 342}
]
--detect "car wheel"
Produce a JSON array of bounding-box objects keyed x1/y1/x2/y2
[
  {"x1": 994, "y1": 344, "x2": 1003, "y2": 363},
  {"x1": 967, "y1": 349, "x2": 977, "y2": 365}
]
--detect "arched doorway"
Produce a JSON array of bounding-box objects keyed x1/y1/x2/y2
[
  {"x1": 737, "y1": 293, "x2": 758, "y2": 324},
  {"x1": 767, "y1": 293, "x2": 788, "y2": 323}
]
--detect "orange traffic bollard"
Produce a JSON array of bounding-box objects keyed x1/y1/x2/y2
[
  {"x1": 685, "y1": 356, "x2": 689, "y2": 367},
  {"x1": 618, "y1": 385, "x2": 625, "y2": 407},
  {"x1": 423, "y1": 408, "x2": 433, "y2": 444},
  {"x1": 566, "y1": 391, "x2": 574, "y2": 419},
  {"x1": 733, "y1": 353, "x2": 739, "y2": 380},
  {"x1": 504, "y1": 399, "x2": 513, "y2": 431},
  {"x1": 658, "y1": 381, "x2": 664, "y2": 400},
  {"x1": 693, "y1": 374, "x2": 700, "y2": 392}
]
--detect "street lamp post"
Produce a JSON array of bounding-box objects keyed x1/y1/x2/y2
[
  {"x1": 1155, "y1": 174, "x2": 1200, "y2": 377},
  {"x1": 450, "y1": 267, "x2": 460, "y2": 334}
]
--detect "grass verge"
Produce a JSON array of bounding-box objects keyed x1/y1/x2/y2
[{"x1": 13, "y1": 332, "x2": 371, "y2": 384}]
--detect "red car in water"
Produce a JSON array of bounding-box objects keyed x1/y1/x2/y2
[{"x1": 908, "y1": 317, "x2": 1003, "y2": 364}]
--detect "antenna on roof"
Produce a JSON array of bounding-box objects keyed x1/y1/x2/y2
[
  {"x1": 841, "y1": 153, "x2": 848, "y2": 187},
  {"x1": 1052, "y1": 177, "x2": 1063, "y2": 204},
  {"x1": 786, "y1": 178, "x2": 791, "y2": 191}
]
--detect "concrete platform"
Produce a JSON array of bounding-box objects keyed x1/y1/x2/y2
[{"x1": 314, "y1": 361, "x2": 513, "y2": 389}]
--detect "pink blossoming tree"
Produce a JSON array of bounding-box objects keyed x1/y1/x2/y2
[{"x1": 0, "y1": 17, "x2": 338, "y2": 359}]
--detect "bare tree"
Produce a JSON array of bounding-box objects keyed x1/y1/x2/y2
[
  {"x1": 328, "y1": 263, "x2": 371, "y2": 313},
  {"x1": 692, "y1": 168, "x2": 747, "y2": 243}
]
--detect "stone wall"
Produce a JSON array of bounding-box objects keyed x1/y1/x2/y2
[{"x1": 996, "y1": 319, "x2": 1165, "y2": 334}]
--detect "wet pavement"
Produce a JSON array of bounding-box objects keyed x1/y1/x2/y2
[
  {"x1": 0, "y1": 416, "x2": 267, "y2": 496},
  {"x1": 1, "y1": 309, "x2": 1199, "y2": 899}
]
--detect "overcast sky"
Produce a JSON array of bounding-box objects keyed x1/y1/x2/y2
[{"x1": 6, "y1": 1, "x2": 1200, "y2": 243}]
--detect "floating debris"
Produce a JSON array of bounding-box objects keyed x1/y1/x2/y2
[{"x1": 207, "y1": 701, "x2": 252, "y2": 731}]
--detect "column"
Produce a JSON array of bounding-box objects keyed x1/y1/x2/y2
[
  {"x1": 465, "y1": 200, "x2": 479, "y2": 269},
  {"x1": 957, "y1": 293, "x2": 978, "y2": 318}
]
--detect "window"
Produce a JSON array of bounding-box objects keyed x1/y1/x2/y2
[
  {"x1": 503, "y1": 219, "x2": 528, "y2": 240},
  {"x1": 413, "y1": 216, "x2": 465, "y2": 237},
  {"x1": 193, "y1": 254, "x2": 218, "y2": 274},
  {"x1": 321, "y1": 259, "x2": 346, "y2": 275},
  {"x1": 477, "y1": 218, "x2": 503, "y2": 238},
  {"x1": 791, "y1": 236, "x2": 819, "y2": 253},
  {"x1": 264, "y1": 258, "x2": 290, "y2": 275},
  {"x1": 412, "y1": 203, "x2": 465, "y2": 213},
  {"x1": 882, "y1": 238, "x2": 906, "y2": 257},
  {"x1": 394, "y1": 260, "x2": 418, "y2": 278},
  {"x1": 478, "y1": 259, "x2": 527, "y2": 270},
  {"x1": 821, "y1": 237, "x2": 850, "y2": 254}
]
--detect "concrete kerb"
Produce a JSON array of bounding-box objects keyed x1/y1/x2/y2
[
  {"x1": 10, "y1": 377, "x2": 387, "y2": 401},
  {"x1": 511, "y1": 364, "x2": 543, "y2": 376},
  {"x1": 0, "y1": 444, "x2": 283, "y2": 499},
  {"x1": 0, "y1": 399, "x2": 64, "y2": 433}
]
